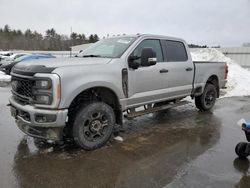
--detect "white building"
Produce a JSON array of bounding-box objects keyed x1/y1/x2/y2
[{"x1": 218, "y1": 47, "x2": 250, "y2": 67}]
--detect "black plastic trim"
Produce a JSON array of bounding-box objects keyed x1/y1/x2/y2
[
  {"x1": 122, "y1": 68, "x2": 128, "y2": 98},
  {"x1": 11, "y1": 65, "x2": 56, "y2": 76}
]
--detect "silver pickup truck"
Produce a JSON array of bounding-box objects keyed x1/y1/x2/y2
[{"x1": 9, "y1": 34, "x2": 228, "y2": 150}]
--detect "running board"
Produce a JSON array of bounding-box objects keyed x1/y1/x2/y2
[{"x1": 124, "y1": 101, "x2": 191, "y2": 119}]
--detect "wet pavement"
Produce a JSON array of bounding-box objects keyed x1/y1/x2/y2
[{"x1": 1, "y1": 86, "x2": 250, "y2": 188}]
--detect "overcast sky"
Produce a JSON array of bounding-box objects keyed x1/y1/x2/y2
[{"x1": 0, "y1": 0, "x2": 250, "y2": 46}]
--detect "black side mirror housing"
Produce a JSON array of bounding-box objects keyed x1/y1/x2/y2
[
  {"x1": 128, "y1": 55, "x2": 140, "y2": 69},
  {"x1": 141, "y1": 48, "x2": 157, "y2": 66}
]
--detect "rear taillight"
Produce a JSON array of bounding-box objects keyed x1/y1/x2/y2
[{"x1": 225, "y1": 64, "x2": 228, "y2": 80}]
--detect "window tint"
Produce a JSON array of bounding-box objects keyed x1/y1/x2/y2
[
  {"x1": 133, "y1": 39, "x2": 163, "y2": 63},
  {"x1": 165, "y1": 40, "x2": 188, "y2": 62}
]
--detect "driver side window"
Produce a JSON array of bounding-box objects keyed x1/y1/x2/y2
[{"x1": 133, "y1": 39, "x2": 163, "y2": 64}]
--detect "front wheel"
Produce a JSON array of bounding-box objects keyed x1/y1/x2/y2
[
  {"x1": 73, "y1": 102, "x2": 115, "y2": 150},
  {"x1": 195, "y1": 83, "x2": 217, "y2": 111}
]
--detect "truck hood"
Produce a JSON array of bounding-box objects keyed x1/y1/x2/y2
[
  {"x1": 15, "y1": 57, "x2": 112, "y2": 68},
  {"x1": 12, "y1": 57, "x2": 113, "y2": 76}
]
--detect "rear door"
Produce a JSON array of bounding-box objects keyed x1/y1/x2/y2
[{"x1": 160, "y1": 40, "x2": 194, "y2": 98}]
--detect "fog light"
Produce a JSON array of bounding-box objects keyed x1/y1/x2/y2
[{"x1": 35, "y1": 114, "x2": 56, "y2": 123}]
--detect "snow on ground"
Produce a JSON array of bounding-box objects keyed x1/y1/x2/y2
[
  {"x1": 0, "y1": 71, "x2": 11, "y2": 84},
  {"x1": 191, "y1": 48, "x2": 250, "y2": 97}
]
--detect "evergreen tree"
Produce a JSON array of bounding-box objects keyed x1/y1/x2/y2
[
  {"x1": 3, "y1": 25, "x2": 10, "y2": 33},
  {"x1": 89, "y1": 34, "x2": 95, "y2": 43},
  {"x1": 0, "y1": 25, "x2": 102, "y2": 50},
  {"x1": 93, "y1": 34, "x2": 99, "y2": 42}
]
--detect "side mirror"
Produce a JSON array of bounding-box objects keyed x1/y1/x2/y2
[
  {"x1": 128, "y1": 55, "x2": 140, "y2": 69},
  {"x1": 141, "y1": 48, "x2": 157, "y2": 66}
]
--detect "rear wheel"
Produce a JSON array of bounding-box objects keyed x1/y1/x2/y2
[
  {"x1": 73, "y1": 102, "x2": 115, "y2": 150},
  {"x1": 195, "y1": 83, "x2": 217, "y2": 111}
]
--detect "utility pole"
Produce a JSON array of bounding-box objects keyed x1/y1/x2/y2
[{"x1": 70, "y1": 26, "x2": 72, "y2": 57}]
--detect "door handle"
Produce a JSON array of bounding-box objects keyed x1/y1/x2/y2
[
  {"x1": 159, "y1": 69, "x2": 169, "y2": 73},
  {"x1": 186, "y1": 67, "x2": 193, "y2": 71}
]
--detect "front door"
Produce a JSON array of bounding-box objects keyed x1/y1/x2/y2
[{"x1": 127, "y1": 39, "x2": 166, "y2": 107}]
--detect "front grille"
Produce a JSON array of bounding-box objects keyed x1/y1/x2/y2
[{"x1": 11, "y1": 76, "x2": 35, "y2": 103}]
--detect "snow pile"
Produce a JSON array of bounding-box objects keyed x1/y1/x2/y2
[
  {"x1": 0, "y1": 71, "x2": 11, "y2": 84},
  {"x1": 191, "y1": 48, "x2": 250, "y2": 97}
]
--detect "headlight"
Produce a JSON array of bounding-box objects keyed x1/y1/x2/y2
[
  {"x1": 34, "y1": 94, "x2": 52, "y2": 105},
  {"x1": 33, "y1": 73, "x2": 61, "y2": 108},
  {"x1": 35, "y1": 79, "x2": 51, "y2": 89}
]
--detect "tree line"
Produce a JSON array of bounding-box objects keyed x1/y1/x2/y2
[
  {"x1": 188, "y1": 44, "x2": 208, "y2": 48},
  {"x1": 0, "y1": 25, "x2": 99, "y2": 51},
  {"x1": 188, "y1": 44, "x2": 221, "y2": 48}
]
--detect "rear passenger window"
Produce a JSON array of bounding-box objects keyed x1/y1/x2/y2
[{"x1": 165, "y1": 40, "x2": 188, "y2": 62}]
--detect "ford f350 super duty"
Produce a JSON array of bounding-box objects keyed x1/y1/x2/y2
[{"x1": 9, "y1": 34, "x2": 228, "y2": 150}]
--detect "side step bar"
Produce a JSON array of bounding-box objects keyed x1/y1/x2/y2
[{"x1": 124, "y1": 100, "x2": 191, "y2": 119}]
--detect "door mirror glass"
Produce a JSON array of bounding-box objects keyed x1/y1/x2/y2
[{"x1": 141, "y1": 47, "x2": 157, "y2": 66}]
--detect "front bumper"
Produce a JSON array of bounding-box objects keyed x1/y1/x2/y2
[{"x1": 9, "y1": 96, "x2": 68, "y2": 140}]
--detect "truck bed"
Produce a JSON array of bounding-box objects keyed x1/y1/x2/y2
[{"x1": 193, "y1": 61, "x2": 227, "y2": 94}]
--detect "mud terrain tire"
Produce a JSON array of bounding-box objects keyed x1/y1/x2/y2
[
  {"x1": 73, "y1": 102, "x2": 115, "y2": 150},
  {"x1": 195, "y1": 83, "x2": 217, "y2": 111}
]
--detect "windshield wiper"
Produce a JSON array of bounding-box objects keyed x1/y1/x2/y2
[{"x1": 82, "y1": 54, "x2": 102, "y2": 58}]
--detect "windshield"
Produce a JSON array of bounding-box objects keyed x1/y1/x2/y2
[
  {"x1": 15, "y1": 55, "x2": 30, "y2": 62},
  {"x1": 79, "y1": 36, "x2": 136, "y2": 58}
]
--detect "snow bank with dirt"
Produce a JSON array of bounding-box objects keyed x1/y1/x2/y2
[{"x1": 191, "y1": 48, "x2": 250, "y2": 97}]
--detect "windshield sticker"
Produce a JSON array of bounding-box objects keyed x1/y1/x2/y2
[{"x1": 117, "y1": 39, "x2": 131, "y2": 44}]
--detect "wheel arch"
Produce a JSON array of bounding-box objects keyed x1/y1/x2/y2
[
  {"x1": 206, "y1": 75, "x2": 219, "y2": 97},
  {"x1": 67, "y1": 86, "x2": 123, "y2": 126},
  {"x1": 192, "y1": 74, "x2": 220, "y2": 97}
]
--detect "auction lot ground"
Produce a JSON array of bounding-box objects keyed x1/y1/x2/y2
[{"x1": 1, "y1": 86, "x2": 250, "y2": 188}]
